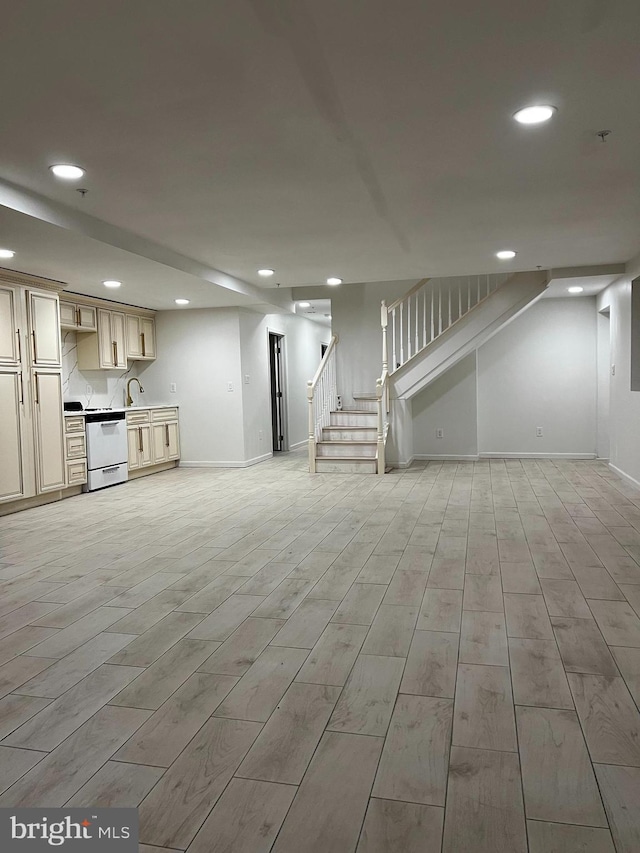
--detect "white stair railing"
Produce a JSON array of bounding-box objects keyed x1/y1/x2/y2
[
  {"x1": 385, "y1": 273, "x2": 510, "y2": 371},
  {"x1": 307, "y1": 335, "x2": 338, "y2": 473}
]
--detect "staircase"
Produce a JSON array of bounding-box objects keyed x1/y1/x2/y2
[
  {"x1": 307, "y1": 270, "x2": 548, "y2": 474},
  {"x1": 315, "y1": 408, "x2": 379, "y2": 473}
]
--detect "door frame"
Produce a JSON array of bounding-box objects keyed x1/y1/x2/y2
[{"x1": 267, "y1": 328, "x2": 288, "y2": 452}]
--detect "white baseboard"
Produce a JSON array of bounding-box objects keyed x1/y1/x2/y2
[
  {"x1": 478, "y1": 452, "x2": 597, "y2": 459},
  {"x1": 288, "y1": 439, "x2": 307, "y2": 451},
  {"x1": 179, "y1": 452, "x2": 273, "y2": 469},
  {"x1": 413, "y1": 454, "x2": 478, "y2": 461},
  {"x1": 609, "y1": 462, "x2": 640, "y2": 491}
]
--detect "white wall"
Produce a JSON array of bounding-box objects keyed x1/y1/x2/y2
[
  {"x1": 239, "y1": 310, "x2": 330, "y2": 459},
  {"x1": 139, "y1": 308, "x2": 246, "y2": 464},
  {"x1": 597, "y1": 310, "x2": 611, "y2": 459},
  {"x1": 332, "y1": 279, "x2": 416, "y2": 406},
  {"x1": 477, "y1": 298, "x2": 597, "y2": 456},
  {"x1": 598, "y1": 253, "x2": 640, "y2": 485},
  {"x1": 412, "y1": 353, "x2": 477, "y2": 458}
]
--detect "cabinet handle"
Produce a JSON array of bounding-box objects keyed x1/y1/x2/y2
[
  {"x1": 18, "y1": 372, "x2": 24, "y2": 405},
  {"x1": 34, "y1": 373, "x2": 39, "y2": 405},
  {"x1": 165, "y1": 423, "x2": 169, "y2": 447},
  {"x1": 31, "y1": 330, "x2": 36, "y2": 362},
  {"x1": 112, "y1": 341, "x2": 117, "y2": 366},
  {"x1": 138, "y1": 426, "x2": 143, "y2": 453},
  {"x1": 16, "y1": 329, "x2": 22, "y2": 363},
  {"x1": 76, "y1": 307, "x2": 80, "y2": 326},
  {"x1": 141, "y1": 332, "x2": 146, "y2": 356}
]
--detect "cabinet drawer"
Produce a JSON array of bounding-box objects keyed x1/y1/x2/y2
[
  {"x1": 65, "y1": 433, "x2": 86, "y2": 459},
  {"x1": 126, "y1": 410, "x2": 150, "y2": 425},
  {"x1": 66, "y1": 459, "x2": 87, "y2": 485},
  {"x1": 150, "y1": 407, "x2": 179, "y2": 423},
  {"x1": 64, "y1": 416, "x2": 86, "y2": 434}
]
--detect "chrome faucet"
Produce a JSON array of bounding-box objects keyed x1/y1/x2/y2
[{"x1": 126, "y1": 377, "x2": 145, "y2": 407}]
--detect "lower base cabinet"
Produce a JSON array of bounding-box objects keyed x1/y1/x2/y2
[{"x1": 127, "y1": 408, "x2": 180, "y2": 472}]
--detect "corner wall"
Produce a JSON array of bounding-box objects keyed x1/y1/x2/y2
[{"x1": 598, "y1": 253, "x2": 640, "y2": 486}]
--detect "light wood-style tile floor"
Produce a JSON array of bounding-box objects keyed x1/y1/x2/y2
[{"x1": 1, "y1": 453, "x2": 640, "y2": 852}]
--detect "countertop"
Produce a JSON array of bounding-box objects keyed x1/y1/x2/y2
[{"x1": 64, "y1": 404, "x2": 179, "y2": 416}]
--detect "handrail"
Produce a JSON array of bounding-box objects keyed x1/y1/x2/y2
[
  {"x1": 386, "y1": 277, "x2": 430, "y2": 313},
  {"x1": 307, "y1": 335, "x2": 338, "y2": 473}
]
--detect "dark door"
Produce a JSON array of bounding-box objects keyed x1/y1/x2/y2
[{"x1": 269, "y1": 332, "x2": 285, "y2": 452}]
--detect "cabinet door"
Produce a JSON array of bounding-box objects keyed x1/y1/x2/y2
[
  {"x1": 167, "y1": 421, "x2": 180, "y2": 460},
  {"x1": 28, "y1": 291, "x2": 61, "y2": 367},
  {"x1": 126, "y1": 315, "x2": 142, "y2": 359},
  {"x1": 0, "y1": 285, "x2": 20, "y2": 365},
  {"x1": 127, "y1": 426, "x2": 141, "y2": 470},
  {"x1": 0, "y1": 370, "x2": 26, "y2": 501},
  {"x1": 152, "y1": 423, "x2": 168, "y2": 464},
  {"x1": 140, "y1": 317, "x2": 156, "y2": 359},
  {"x1": 111, "y1": 312, "x2": 127, "y2": 368},
  {"x1": 140, "y1": 424, "x2": 153, "y2": 466},
  {"x1": 98, "y1": 310, "x2": 115, "y2": 368},
  {"x1": 60, "y1": 301, "x2": 77, "y2": 328},
  {"x1": 77, "y1": 305, "x2": 96, "y2": 331},
  {"x1": 33, "y1": 370, "x2": 65, "y2": 492}
]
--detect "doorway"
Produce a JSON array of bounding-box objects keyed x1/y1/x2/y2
[
  {"x1": 597, "y1": 308, "x2": 610, "y2": 460},
  {"x1": 268, "y1": 332, "x2": 286, "y2": 452}
]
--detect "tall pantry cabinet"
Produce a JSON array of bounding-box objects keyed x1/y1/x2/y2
[{"x1": 0, "y1": 271, "x2": 66, "y2": 505}]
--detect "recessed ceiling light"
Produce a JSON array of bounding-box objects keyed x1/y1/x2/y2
[
  {"x1": 0, "y1": 248, "x2": 15, "y2": 259},
  {"x1": 175, "y1": 298, "x2": 190, "y2": 305},
  {"x1": 258, "y1": 268, "x2": 275, "y2": 277},
  {"x1": 513, "y1": 105, "x2": 556, "y2": 125},
  {"x1": 496, "y1": 250, "x2": 516, "y2": 260},
  {"x1": 326, "y1": 277, "x2": 342, "y2": 285},
  {"x1": 326, "y1": 315, "x2": 332, "y2": 320},
  {"x1": 50, "y1": 164, "x2": 85, "y2": 180},
  {"x1": 568, "y1": 286, "x2": 584, "y2": 294},
  {"x1": 102, "y1": 280, "x2": 121, "y2": 288},
  {"x1": 298, "y1": 301, "x2": 311, "y2": 308}
]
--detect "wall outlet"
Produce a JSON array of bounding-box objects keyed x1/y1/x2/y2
[
  {"x1": 611, "y1": 364, "x2": 615, "y2": 376},
  {"x1": 259, "y1": 430, "x2": 263, "y2": 441},
  {"x1": 227, "y1": 382, "x2": 234, "y2": 392},
  {"x1": 436, "y1": 428, "x2": 444, "y2": 439},
  {"x1": 86, "y1": 385, "x2": 92, "y2": 395},
  {"x1": 170, "y1": 383, "x2": 177, "y2": 393},
  {"x1": 536, "y1": 427, "x2": 543, "y2": 437},
  {"x1": 244, "y1": 374, "x2": 250, "y2": 384}
]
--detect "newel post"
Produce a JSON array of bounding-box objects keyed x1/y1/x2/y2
[
  {"x1": 381, "y1": 300, "x2": 388, "y2": 375},
  {"x1": 376, "y1": 378, "x2": 385, "y2": 475},
  {"x1": 307, "y1": 380, "x2": 316, "y2": 474}
]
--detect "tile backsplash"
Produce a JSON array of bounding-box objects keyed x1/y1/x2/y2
[{"x1": 62, "y1": 330, "x2": 142, "y2": 408}]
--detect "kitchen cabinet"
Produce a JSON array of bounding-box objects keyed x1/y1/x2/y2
[
  {"x1": 126, "y1": 315, "x2": 156, "y2": 360},
  {"x1": 28, "y1": 291, "x2": 61, "y2": 367},
  {"x1": 33, "y1": 370, "x2": 66, "y2": 492},
  {"x1": 64, "y1": 415, "x2": 87, "y2": 486},
  {"x1": 127, "y1": 407, "x2": 180, "y2": 473},
  {"x1": 60, "y1": 300, "x2": 97, "y2": 332},
  {"x1": 0, "y1": 272, "x2": 66, "y2": 509},
  {"x1": 127, "y1": 423, "x2": 153, "y2": 470},
  {"x1": 77, "y1": 308, "x2": 127, "y2": 369}
]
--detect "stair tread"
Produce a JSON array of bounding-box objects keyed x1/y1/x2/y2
[
  {"x1": 316, "y1": 456, "x2": 378, "y2": 462},
  {"x1": 331, "y1": 410, "x2": 377, "y2": 415},
  {"x1": 319, "y1": 439, "x2": 377, "y2": 445},
  {"x1": 323, "y1": 426, "x2": 377, "y2": 431}
]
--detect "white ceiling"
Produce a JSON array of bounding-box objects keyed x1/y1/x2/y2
[{"x1": 0, "y1": 0, "x2": 638, "y2": 309}]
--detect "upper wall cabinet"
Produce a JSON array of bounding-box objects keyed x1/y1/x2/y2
[
  {"x1": 77, "y1": 309, "x2": 127, "y2": 369},
  {"x1": 65, "y1": 295, "x2": 156, "y2": 369},
  {"x1": 28, "y1": 291, "x2": 61, "y2": 367},
  {"x1": 0, "y1": 284, "x2": 20, "y2": 365},
  {"x1": 126, "y1": 315, "x2": 156, "y2": 360},
  {"x1": 60, "y1": 300, "x2": 97, "y2": 332}
]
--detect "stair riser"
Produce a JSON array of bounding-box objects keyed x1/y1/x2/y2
[
  {"x1": 315, "y1": 459, "x2": 378, "y2": 473},
  {"x1": 330, "y1": 412, "x2": 378, "y2": 426},
  {"x1": 317, "y1": 444, "x2": 377, "y2": 458},
  {"x1": 322, "y1": 429, "x2": 377, "y2": 441}
]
